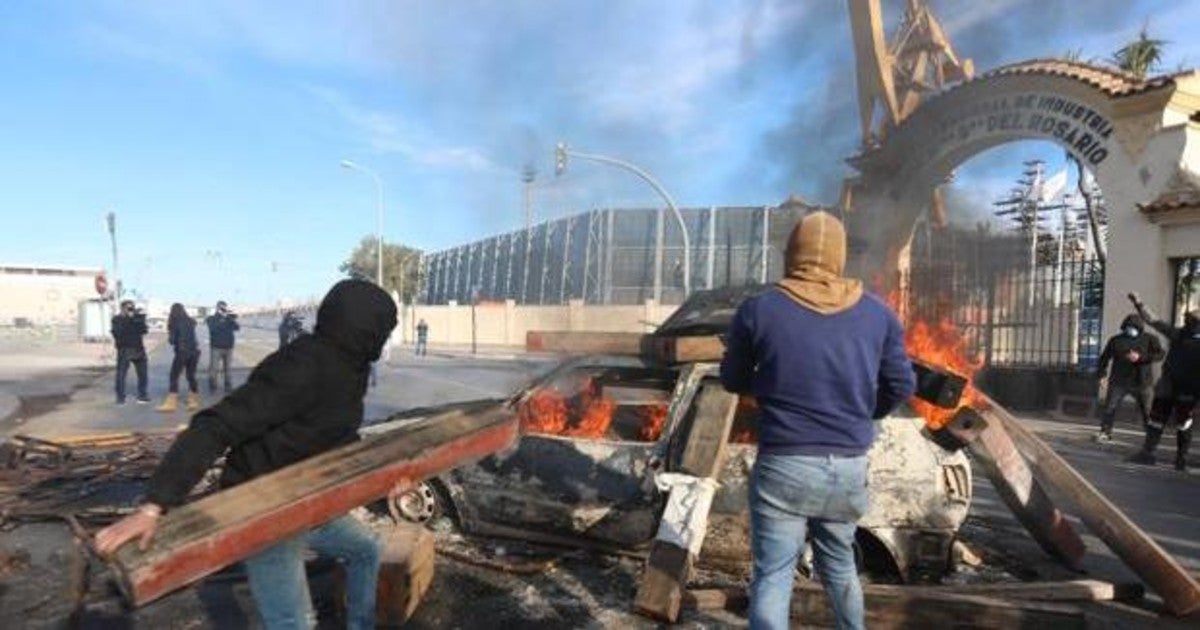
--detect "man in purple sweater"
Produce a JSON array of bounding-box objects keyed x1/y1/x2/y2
[{"x1": 721, "y1": 211, "x2": 915, "y2": 630}]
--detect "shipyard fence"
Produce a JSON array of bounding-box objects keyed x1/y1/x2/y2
[{"x1": 421, "y1": 205, "x2": 812, "y2": 306}]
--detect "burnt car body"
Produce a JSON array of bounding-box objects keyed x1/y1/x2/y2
[{"x1": 372, "y1": 286, "x2": 973, "y2": 581}]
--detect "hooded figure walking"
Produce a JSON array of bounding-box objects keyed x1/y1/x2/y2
[
  {"x1": 1128, "y1": 293, "x2": 1200, "y2": 471},
  {"x1": 1094, "y1": 313, "x2": 1164, "y2": 441},
  {"x1": 96, "y1": 280, "x2": 408, "y2": 629},
  {"x1": 720, "y1": 211, "x2": 915, "y2": 630}
]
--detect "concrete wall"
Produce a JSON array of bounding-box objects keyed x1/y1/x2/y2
[
  {"x1": 0, "y1": 267, "x2": 102, "y2": 326},
  {"x1": 395, "y1": 300, "x2": 677, "y2": 346}
]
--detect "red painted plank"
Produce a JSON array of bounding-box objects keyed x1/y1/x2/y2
[{"x1": 110, "y1": 405, "x2": 517, "y2": 606}]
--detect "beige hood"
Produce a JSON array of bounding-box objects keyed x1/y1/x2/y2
[{"x1": 776, "y1": 211, "x2": 863, "y2": 315}]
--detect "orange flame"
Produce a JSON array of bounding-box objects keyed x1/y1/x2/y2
[
  {"x1": 563, "y1": 380, "x2": 616, "y2": 438},
  {"x1": 637, "y1": 404, "x2": 669, "y2": 441},
  {"x1": 520, "y1": 379, "x2": 665, "y2": 441},
  {"x1": 886, "y1": 291, "x2": 985, "y2": 429}
]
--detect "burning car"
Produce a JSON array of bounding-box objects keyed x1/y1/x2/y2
[{"x1": 375, "y1": 286, "x2": 975, "y2": 582}]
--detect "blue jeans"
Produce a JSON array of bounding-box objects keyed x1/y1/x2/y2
[
  {"x1": 242, "y1": 515, "x2": 381, "y2": 630},
  {"x1": 749, "y1": 453, "x2": 869, "y2": 630}
]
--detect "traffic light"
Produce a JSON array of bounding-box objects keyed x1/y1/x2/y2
[{"x1": 555, "y1": 142, "x2": 568, "y2": 177}]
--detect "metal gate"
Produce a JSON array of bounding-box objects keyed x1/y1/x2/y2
[{"x1": 906, "y1": 224, "x2": 1104, "y2": 371}]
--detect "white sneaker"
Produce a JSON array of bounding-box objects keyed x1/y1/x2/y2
[{"x1": 1094, "y1": 432, "x2": 1112, "y2": 443}]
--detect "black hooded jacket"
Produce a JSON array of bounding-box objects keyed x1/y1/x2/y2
[
  {"x1": 145, "y1": 280, "x2": 398, "y2": 508},
  {"x1": 1097, "y1": 315, "x2": 1164, "y2": 388},
  {"x1": 1136, "y1": 306, "x2": 1200, "y2": 394}
]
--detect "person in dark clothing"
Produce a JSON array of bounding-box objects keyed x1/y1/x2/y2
[
  {"x1": 111, "y1": 299, "x2": 150, "y2": 405},
  {"x1": 1094, "y1": 313, "x2": 1164, "y2": 441},
  {"x1": 1128, "y1": 293, "x2": 1200, "y2": 471},
  {"x1": 720, "y1": 211, "x2": 915, "y2": 630},
  {"x1": 95, "y1": 279, "x2": 405, "y2": 630},
  {"x1": 206, "y1": 300, "x2": 240, "y2": 393},
  {"x1": 278, "y1": 311, "x2": 305, "y2": 349},
  {"x1": 416, "y1": 319, "x2": 429, "y2": 356},
  {"x1": 156, "y1": 303, "x2": 203, "y2": 413}
]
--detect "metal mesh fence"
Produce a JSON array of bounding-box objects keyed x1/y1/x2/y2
[{"x1": 421, "y1": 205, "x2": 812, "y2": 305}]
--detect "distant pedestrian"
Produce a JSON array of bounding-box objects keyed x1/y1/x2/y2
[
  {"x1": 1128, "y1": 293, "x2": 1200, "y2": 471},
  {"x1": 1093, "y1": 313, "x2": 1163, "y2": 441},
  {"x1": 416, "y1": 319, "x2": 429, "y2": 356},
  {"x1": 206, "y1": 300, "x2": 240, "y2": 393},
  {"x1": 720, "y1": 211, "x2": 915, "y2": 630},
  {"x1": 111, "y1": 300, "x2": 150, "y2": 405},
  {"x1": 157, "y1": 303, "x2": 202, "y2": 413},
  {"x1": 278, "y1": 311, "x2": 305, "y2": 349}
]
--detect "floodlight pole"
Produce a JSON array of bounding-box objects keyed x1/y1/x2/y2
[{"x1": 555, "y1": 142, "x2": 690, "y2": 302}]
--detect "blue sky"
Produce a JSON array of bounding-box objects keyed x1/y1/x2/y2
[{"x1": 1, "y1": 1, "x2": 1196, "y2": 306}]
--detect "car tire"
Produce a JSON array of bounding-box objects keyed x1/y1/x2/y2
[{"x1": 386, "y1": 480, "x2": 459, "y2": 530}]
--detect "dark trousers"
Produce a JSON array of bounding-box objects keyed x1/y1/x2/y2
[
  {"x1": 208, "y1": 347, "x2": 233, "y2": 392},
  {"x1": 416, "y1": 337, "x2": 428, "y2": 356},
  {"x1": 169, "y1": 351, "x2": 200, "y2": 394},
  {"x1": 115, "y1": 347, "x2": 148, "y2": 402},
  {"x1": 1141, "y1": 377, "x2": 1197, "y2": 462},
  {"x1": 1099, "y1": 383, "x2": 1151, "y2": 434}
]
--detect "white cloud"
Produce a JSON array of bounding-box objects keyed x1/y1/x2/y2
[{"x1": 306, "y1": 85, "x2": 502, "y2": 174}]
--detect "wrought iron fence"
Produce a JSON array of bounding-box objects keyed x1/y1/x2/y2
[{"x1": 907, "y1": 225, "x2": 1104, "y2": 370}]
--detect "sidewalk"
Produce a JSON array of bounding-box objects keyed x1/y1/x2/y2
[{"x1": 388, "y1": 342, "x2": 550, "y2": 362}]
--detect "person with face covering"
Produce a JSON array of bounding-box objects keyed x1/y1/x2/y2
[
  {"x1": 95, "y1": 280, "x2": 406, "y2": 630},
  {"x1": 1128, "y1": 293, "x2": 1200, "y2": 472},
  {"x1": 1093, "y1": 313, "x2": 1164, "y2": 441},
  {"x1": 111, "y1": 299, "x2": 150, "y2": 405},
  {"x1": 720, "y1": 211, "x2": 915, "y2": 630},
  {"x1": 156, "y1": 303, "x2": 203, "y2": 413},
  {"x1": 205, "y1": 300, "x2": 240, "y2": 393}
]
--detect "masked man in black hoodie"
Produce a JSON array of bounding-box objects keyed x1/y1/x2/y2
[
  {"x1": 96, "y1": 280, "x2": 403, "y2": 629},
  {"x1": 1128, "y1": 293, "x2": 1200, "y2": 472},
  {"x1": 1094, "y1": 313, "x2": 1164, "y2": 442},
  {"x1": 111, "y1": 300, "x2": 150, "y2": 405}
]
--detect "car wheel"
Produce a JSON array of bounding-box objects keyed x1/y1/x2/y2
[{"x1": 387, "y1": 480, "x2": 457, "y2": 528}]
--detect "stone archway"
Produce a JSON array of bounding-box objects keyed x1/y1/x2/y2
[{"x1": 846, "y1": 59, "x2": 1200, "y2": 337}]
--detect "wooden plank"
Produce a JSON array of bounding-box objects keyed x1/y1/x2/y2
[
  {"x1": 634, "y1": 383, "x2": 739, "y2": 622},
  {"x1": 524, "y1": 331, "x2": 643, "y2": 355},
  {"x1": 677, "y1": 384, "x2": 739, "y2": 477},
  {"x1": 978, "y1": 394, "x2": 1200, "y2": 617},
  {"x1": 108, "y1": 404, "x2": 518, "y2": 606},
  {"x1": 684, "y1": 582, "x2": 1088, "y2": 629},
  {"x1": 959, "y1": 408, "x2": 1086, "y2": 569},
  {"x1": 646, "y1": 335, "x2": 727, "y2": 365}
]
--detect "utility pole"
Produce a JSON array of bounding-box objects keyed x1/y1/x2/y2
[
  {"x1": 105, "y1": 211, "x2": 120, "y2": 300},
  {"x1": 555, "y1": 142, "x2": 691, "y2": 301}
]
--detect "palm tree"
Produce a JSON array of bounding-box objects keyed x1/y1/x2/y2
[{"x1": 1110, "y1": 25, "x2": 1167, "y2": 79}]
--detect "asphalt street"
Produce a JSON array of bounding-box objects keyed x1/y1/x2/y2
[
  {"x1": 1, "y1": 329, "x2": 1198, "y2": 627},
  {"x1": 3, "y1": 326, "x2": 547, "y2": 438}
]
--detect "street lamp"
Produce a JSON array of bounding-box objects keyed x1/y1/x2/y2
[
  {"x1": 340, "y1": 159, "x2": 385, "y2": 287},
  {"x1": 554, "y1": 142, "x2": 690, "y2": 301}
]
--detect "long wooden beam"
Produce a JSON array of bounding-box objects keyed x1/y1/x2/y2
[
  {"x1": 977, "y1": 394, "x2": 1200, "y2": 617},
  {"x1": 950, "y1": 409, "x2": 1086, "y2": 568},
  {"x1": 634, "y1": 383, "x2": 739, "y2": 622},
  {"x1": 108, "y1": 403, "x2": 518, "y2": 606},
  {"x1": 684, "y1": 581, "x2": 1089, "y2": 629}
]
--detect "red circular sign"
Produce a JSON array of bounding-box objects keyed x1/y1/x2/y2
[{"x1": 95, "y1": 274, "x2": 108, "y2": 296}]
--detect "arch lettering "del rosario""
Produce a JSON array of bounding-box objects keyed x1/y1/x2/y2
[{"x1": 936, "y1": 93, "x2": 1114, "y2": 166}]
